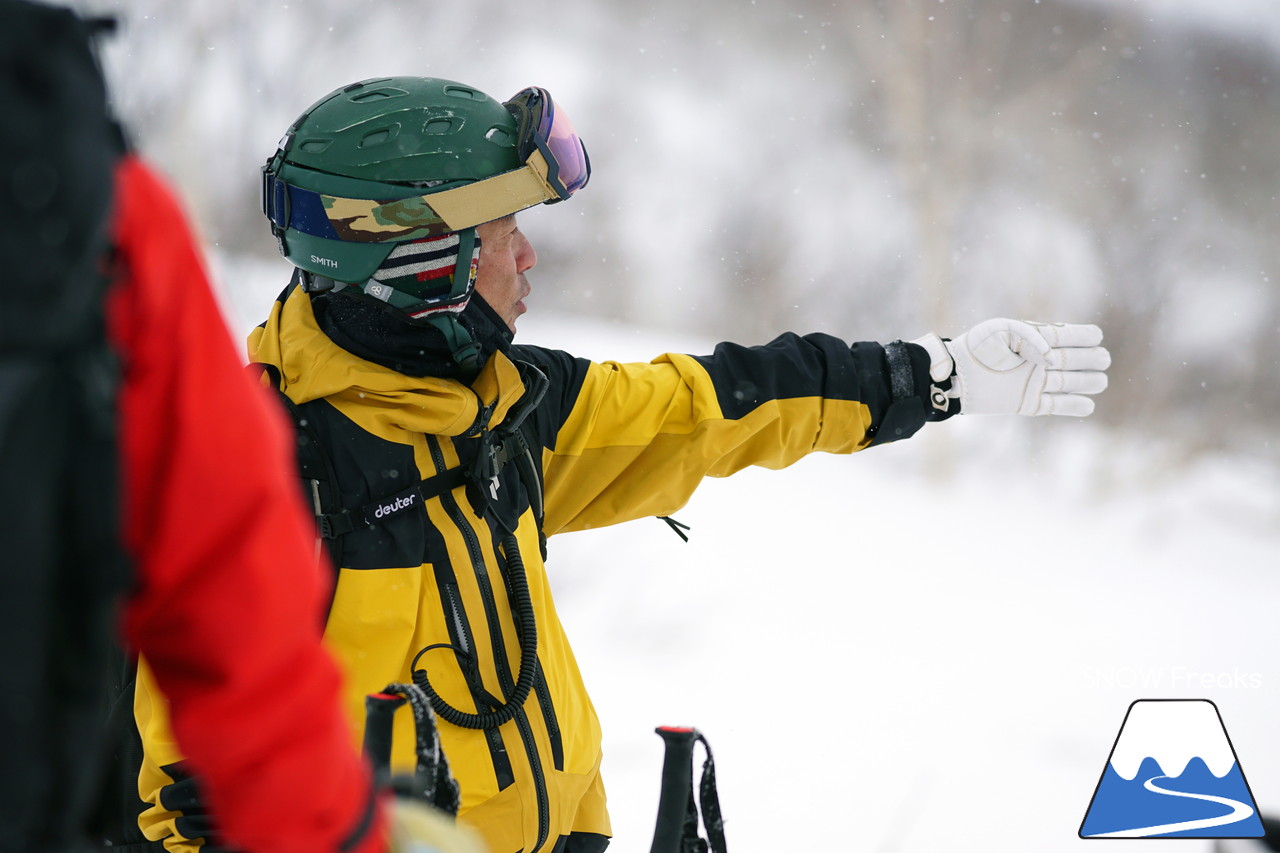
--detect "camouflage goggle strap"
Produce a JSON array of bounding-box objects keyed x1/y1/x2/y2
[{"x1": 264, "y1": 167, "x2": 555, "y2": 243}]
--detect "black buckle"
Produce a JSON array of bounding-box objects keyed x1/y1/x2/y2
[
  {"x1": 317, "y1": 510, "x2": 359, "y2": 540},
  {"x1": 261, "y1": 161, "x2": 292, "y2": 254},
  {"x1": 260, "y1": 163, "x2": 273, "y2": 219}
]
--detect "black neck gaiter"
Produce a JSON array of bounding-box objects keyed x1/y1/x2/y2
[{"x1": 311, "y1": 290, "x2": 514, "y2": 379}]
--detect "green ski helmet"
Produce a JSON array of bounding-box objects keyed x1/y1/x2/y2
[{"x1": 261, "y1": 76, "x2": 590, "y2": 364}]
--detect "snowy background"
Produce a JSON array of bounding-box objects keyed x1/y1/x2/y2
[{"x1": 58, "y1": 0, "x2": 1280, "y2": 849}]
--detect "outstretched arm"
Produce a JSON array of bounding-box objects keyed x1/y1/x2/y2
[{"x1": 517, "y1": 318, "x2": 1109, "y2": 536}]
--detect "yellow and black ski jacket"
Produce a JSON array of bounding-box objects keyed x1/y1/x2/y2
[{"x1": 131, "y1": 282, "x2": 939, "y2": 853}]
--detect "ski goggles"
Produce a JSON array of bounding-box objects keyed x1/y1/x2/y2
[
  {"x1": 504, "y1": 86, "x2": 591, "y2": 200},
  {"x1": 263, "y1": 86, "x2": 591, "y2": 244}
]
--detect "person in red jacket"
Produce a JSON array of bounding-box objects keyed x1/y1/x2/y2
[
  {"x1": 0, "y1": 3, "x2": 480, "y2": 850},
  {"x1": 108, "y1": 152, "x2": 392, "y2": 853}
]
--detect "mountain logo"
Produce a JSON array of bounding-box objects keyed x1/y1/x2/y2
[{"x1": 1080, "y1": 699, "x2": 1264, "y2": 839}]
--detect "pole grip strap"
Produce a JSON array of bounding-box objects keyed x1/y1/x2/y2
[{"x1": 649, "y1": 726, "x2": 728, "y2": 853}]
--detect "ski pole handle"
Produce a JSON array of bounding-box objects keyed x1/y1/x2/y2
[
  {"x1": 364, "y1": 691, "x2": 407, "y2": 789},
  {"x1": 650, "y1": 726, "x2": 699, "y2": 853}
]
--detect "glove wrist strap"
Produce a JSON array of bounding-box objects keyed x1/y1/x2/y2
[{"x1": 870, "y1": 340, "x2": 954, "y2": 446}]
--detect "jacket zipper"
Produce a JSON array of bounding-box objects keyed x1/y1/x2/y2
[
  {"x1": 441, "y1": 582, "x2": 470, "y2": 657},
  {"x1": 428, "y1": 436, "x2": 550, "y2": 848},
  {"x1": 492, "y1": 535, "x2": 552, "y2": 850},
  {"x1": 515, "y1": 706, "x2": 551, "y2": 851},
  {"x1": 433, "y1": 567, "x2": 514, "y2": 790},
  {"x1": 533, "y1": 662, "x2": 563, "y2": 772}
]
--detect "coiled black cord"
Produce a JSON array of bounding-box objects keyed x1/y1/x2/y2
[{"x1": 411, "y1": 534, "x2": 538, "y2": 729}]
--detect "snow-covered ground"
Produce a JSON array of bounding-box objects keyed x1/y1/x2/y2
[{"x1": 217, "y1": 253, "x2": 1280, "y2": 852}]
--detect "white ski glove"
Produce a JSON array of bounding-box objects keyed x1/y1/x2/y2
[{"x1": 912, "y1": 319, "x2": 1110, "y2": 416}]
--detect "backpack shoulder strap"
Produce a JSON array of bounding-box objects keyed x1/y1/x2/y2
[
  {"x1": 249, "y1": 362, "x2": 551, "y2": 554},
  {"x1": 248, "y1": 362, "x2": 472, "y2": 543},
  {"x1": 249, "y1": 362, "x2": 347, "y2": 569}
]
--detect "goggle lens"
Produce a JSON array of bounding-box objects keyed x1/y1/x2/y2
[
  {"x1": 536, "y1": 92, "x2": 590, "y2": 197},
  {"x1": 509, "y1": 86, "x2": 590, "y2": 200}
]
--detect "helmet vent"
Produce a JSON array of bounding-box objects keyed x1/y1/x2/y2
[
  {"x1": 443, "y1": 85, "x2": 483, "y2": 101},
  {"x1": 359, "y1": 125, "x2": 400, "y2": 148},
  {"x1": 423, "y1": 117, "x2": 460, "y2": 135},
  {"x1": 299, "y1": 139, "x2": 332, "y2": 154},
  {"x1": 485, "y1": 126, "x2": 515, "y2": 147},
  {"x1": 349, "y1": 87, "x2": 409, "y2": 103}
]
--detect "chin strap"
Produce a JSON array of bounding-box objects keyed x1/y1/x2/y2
[
  {"x1": 425, "y1": 314, "x2": 482, "y2": 377},
  {"x1": 352, "y1": 227, "x2": 483, "y2": 377}
]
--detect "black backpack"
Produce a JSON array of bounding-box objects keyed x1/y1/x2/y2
[{"x1": 0, "y1": 2, "x2": 130, "y2": 850}]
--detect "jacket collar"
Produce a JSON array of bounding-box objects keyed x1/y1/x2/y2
[
  {"x1": 310, "y1": 282, "x2": 514, "y2": 380},
  {"x1": 248, "y1": 283, "x2": 526, "y2": 438}
]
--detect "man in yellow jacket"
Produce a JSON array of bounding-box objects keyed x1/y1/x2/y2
[{"x1": 133, "y1": 76, "x2": 1110, "y2": 853}]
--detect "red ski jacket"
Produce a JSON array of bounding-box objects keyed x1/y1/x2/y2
[{"x1": 107, "y1": 154, "x2": 385, "y2": 853}]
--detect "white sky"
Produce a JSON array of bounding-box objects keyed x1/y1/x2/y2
[{"x1": 1070, "y1": 0, "x2": 1280, "y2": 52}]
